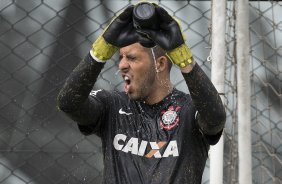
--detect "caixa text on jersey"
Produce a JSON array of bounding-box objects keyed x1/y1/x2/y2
[{"x1": 113, "y1": 134, "x2": 179, "y2": 158}]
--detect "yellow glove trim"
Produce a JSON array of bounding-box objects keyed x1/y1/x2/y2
[
  {"x1": 91, "y1": 36, "x2": 118, "y2": 61},
  {"x1": 167, "y1": 44, "x2": 193, "y2": 68}
]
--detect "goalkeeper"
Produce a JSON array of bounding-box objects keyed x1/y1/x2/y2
[{"x1": 57, "y1": 3, "x2": 226, "y2": 184}]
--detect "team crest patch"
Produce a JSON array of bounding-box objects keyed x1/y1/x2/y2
[{"x1": 160, "y1": 106, "x2": 181, "y2": 130}]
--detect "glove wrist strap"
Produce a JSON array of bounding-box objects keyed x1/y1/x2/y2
[
  {"x1": 92, "y1": 36, "x2": 118, "y2": 61},
  {"x1": 167, "y1": 44, "x2": 193, "y2": 68}
]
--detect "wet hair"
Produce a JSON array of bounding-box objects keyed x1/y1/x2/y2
[{"x1": 144, "y1": 45, "x2": 173, "y2": 72}]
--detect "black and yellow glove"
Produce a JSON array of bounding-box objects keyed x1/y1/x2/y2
[
  {"x1": 138, "y1": 4, "x2": 193, "y2": 68},
  {"x1": 91, "y1": 5, "x2": 139, "y2": 61}
]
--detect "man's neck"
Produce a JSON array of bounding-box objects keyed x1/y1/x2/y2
[{"x1": 145, "y1": 80, "x2": 173, "y2": 105}]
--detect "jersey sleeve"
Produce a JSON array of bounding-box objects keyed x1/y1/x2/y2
[
  {"x1": 194, "y1": 111, "x2": 223, "y2": 145},
  {"x1": 75, "y1": 89, "x2": 112, "y2": 136},
  {"x1": 57, "y1": 53, "x2": 109, "y2": 136},
  {"x1": 182, "y1": 63, "x2": 226, "y2": 144}
]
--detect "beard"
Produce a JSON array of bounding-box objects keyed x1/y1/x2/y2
[{"x1": 127, "y1": 64, "x2": 157, "y2": 102}]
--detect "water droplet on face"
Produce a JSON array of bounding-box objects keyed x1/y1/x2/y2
[{"x1": 115, "y1": 70, "x2": 120, "y2": 75}]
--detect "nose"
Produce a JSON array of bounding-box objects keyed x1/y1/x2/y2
[{"x1": 118, "y1": 57, "x2": 130, "y2": 72}]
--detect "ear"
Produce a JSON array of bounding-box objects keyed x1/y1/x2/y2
[{"x1": 156, "y1": 56, "x2": 169, "y2": 72}]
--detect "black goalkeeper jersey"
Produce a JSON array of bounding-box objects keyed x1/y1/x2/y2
[
  {"x1": 57, "y1": 53, "x2": 225, "y2": 184},
  {"x1": 78, "y1": 88, "x2": 214, "y2": 184}
]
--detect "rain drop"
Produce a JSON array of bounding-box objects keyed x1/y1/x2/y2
[{"x1": 115, "y1": 70, "x2": 120, "y2": 75}]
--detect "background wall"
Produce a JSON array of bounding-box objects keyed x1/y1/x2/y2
[{"x1": 0, "y1": 0, "x2": 281, "y2": 183}]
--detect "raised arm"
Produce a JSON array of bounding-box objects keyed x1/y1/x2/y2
[
  {"x1": 57, "y1": 54, "x2": 105, "y2": 125},
  {"x1": 181, "y1": 61, "x2": 226, "y2": 136}
]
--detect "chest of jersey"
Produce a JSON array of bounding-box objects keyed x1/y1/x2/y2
[
  {"x1": 101, "y1": 91, "x2": 209, "y2": 184},
  {"x1": 110, "y1": 100, "x2": 190, "y2": 159}
]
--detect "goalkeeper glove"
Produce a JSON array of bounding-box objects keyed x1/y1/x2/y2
[
  {"x1": 91, "y1": 5, "x2": 139, "y2": 61},
  {"x1": 137, "y1": 4, "x2": 193, "y2": 68}
]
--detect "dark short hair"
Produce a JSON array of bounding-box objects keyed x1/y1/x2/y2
[{"x1": 144, "y1": 45, "x2": 172, "y2": 71}]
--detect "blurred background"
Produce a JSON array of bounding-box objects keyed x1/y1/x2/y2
[{"x1": 0, "y1": 0, "x2": 281, "y2": 183}]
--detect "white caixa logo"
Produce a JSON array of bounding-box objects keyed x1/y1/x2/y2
[{"x1": 113, "y1": 134, "x2": 179, "y2": 158}]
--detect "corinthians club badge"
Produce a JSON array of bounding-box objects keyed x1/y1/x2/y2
[{"x1": 160, "y1": 106, "x2": 181, "y2": 130}]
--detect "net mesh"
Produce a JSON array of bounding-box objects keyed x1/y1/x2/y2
[{"x1": 0, "y1": 0, "x2": 281, "y2": 183}]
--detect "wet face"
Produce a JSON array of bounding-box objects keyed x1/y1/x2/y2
[{"x1": 119, "y1": 43, "x2": 157, "y2": 101}]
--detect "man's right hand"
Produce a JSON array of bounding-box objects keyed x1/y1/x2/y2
[{"x1": 91, "y1": 5, "x2": 139, "y2": 62}]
